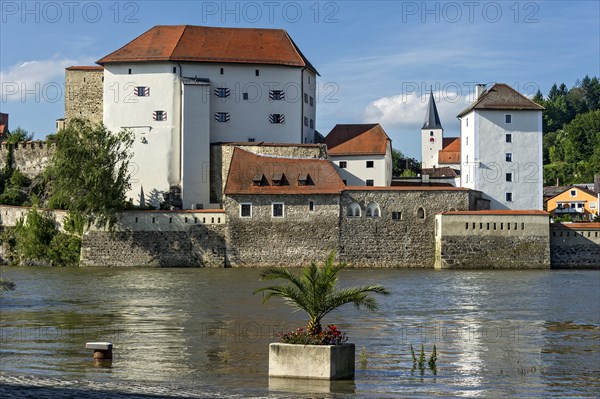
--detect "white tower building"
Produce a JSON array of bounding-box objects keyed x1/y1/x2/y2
[{"x1": 421, "y1": 90, "x2": 444, "y2": 169}]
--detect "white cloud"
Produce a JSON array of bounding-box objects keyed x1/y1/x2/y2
[{"x1": 1, "y1": 56, "x2": 95, "y2": 102}]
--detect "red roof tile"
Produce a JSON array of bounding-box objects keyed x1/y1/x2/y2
[
  {"x1": 437, "y1": 137, "x2": 460, "y2": 164},
  {"x1": 344, "y1": 186, "x2": 469, "y2": 192},
  {"x1": 97, "y1": 25, "x2": 318, "y2": 74},
  {"x1": 457, "y1": 83, "x2": 545, "y2": 117},
  {"x1": 441, "y1": 210, "x2": 548, "y2": 216},
  {"x1": 66, "y1": 66, "x2": 104, "y2": 71},
  {"x1": 325, "y1": 124, "x2": 390, "y2": 156},
  {"x1": 224, "y1": 148, "x2": 344, "y2": 195}
]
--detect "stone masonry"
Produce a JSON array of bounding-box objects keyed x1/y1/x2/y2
[
  {"x1": 550, "y1": 223, "x2": 600, "y2": 268},
  {"x1": 64, "y1": 67, "x2": 104, "y2": 125},
  {"x1": 0, "y1": 141, "x2": 54, "y2": 179}
]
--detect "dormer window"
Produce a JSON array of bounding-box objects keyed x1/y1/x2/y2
[
  {"x1": 298, "y1": 173, "x2": 314, "y2": 186},
  {"x1": 253, "y1": 174, "x2": 269, "y2": 186},
  {"x1": 272, "y1": 173, "x2": 288, "y2": 186},
  {"x1": 215, "y1": 87, "x2": 230, "y2": 98}
]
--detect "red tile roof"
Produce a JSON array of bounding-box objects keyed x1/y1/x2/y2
[
  {"x1": 325, "y1": 124, "x2": 391, "y2": 156},
  {"x1": 552, "y1": 223, "x2": 600, "y2": 229},
  {"x1": 66, "y1": 66, "x2": 104, "y2": 71},
  {"x1": 438, "y1": 137, "x2": 460, "y2": 164},
  {"x1": 457, "y1": 83, "x2": 545, "y2": 117},
  {"x1": 441, "y1": 210, "x2": 548, "y2": 216},
  {"x1": 97, "y1": 25, "x2": 318, "y2": 74},
  {"x1": 420, "y1": 167, "x2": 459, "y2": 178},
  {"x1": 344, "y1": 186, "x2": 469, "y2": 192},
  {"x1": 224, "y1": 148, "x2": 344, "y2": 195}
]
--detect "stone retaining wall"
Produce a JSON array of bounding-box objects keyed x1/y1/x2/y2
[
  {"x1": 550, "y1": 223, "x2": 600, "y2": 268},
  {"x1": 0, "y1": 141, "x2": 54, "y2": 179}
]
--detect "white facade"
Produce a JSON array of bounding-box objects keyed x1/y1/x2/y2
[
  {"x1": 103, "y1": 62, "x2": 317, "y2": 208},
  {"x1": 329, "y1": 143, "x2": 392, "y2": 186},
  {"x1": 421, "y1": 127, "x2": 443, "y2": 169},
  {"x1": 460, "y1": 110, "x2": 543, "y2": 210}
]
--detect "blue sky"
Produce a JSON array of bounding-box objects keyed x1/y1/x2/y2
[{"x1": 1, "y1": 1, "x2": 598, "y2": 159}]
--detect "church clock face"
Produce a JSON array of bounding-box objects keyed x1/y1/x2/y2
[{"x1": 429, "y1": 137, "x2": 435, "y2": 142}]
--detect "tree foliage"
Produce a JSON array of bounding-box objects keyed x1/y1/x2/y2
[
  {"x1": 534, "y1": 75, "x2": 600, "y2": 185},
  {"x1": 44, "y1": 119, "x2": 134, "y2": 228},
  {"x1": 392, "y1": 148, "x2": 421, "y2": 177},
  {"x1": 4, "y1": 127, "x2": 34, "y2": 144},
  {"x1": 254, "y1": 251, "x2": 390, "y2": 335}
]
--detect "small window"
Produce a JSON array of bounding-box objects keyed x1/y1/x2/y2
[
  {"x1": 392, "y1": 212, "x2": 402, "y2": 221},
  {"x1": 430, "y1": 131, "x2": 434, "y2": 137},
  {"x1": 339, "y1": 161, "x2": 347, "y2": 169},
  {"x1": 417, "y1": 207, "x2": 425, "y2": 219},
  {"x1": 506, "y1": 173, "x2": 512, "y2": 182},
  {"x1": 304, "y1": 116, "x2": 309, "y2": 126},
  {"x1": 240, "y1": 203, "x2": 252, "y2": 218},
  {"x1": 269, "y1": 90, "x2": 284, "y2": 101},
  {"x1": 590, "y1": 201, "x2": 597, "y2": 209},
  {"x1": 466, "y1": 118, "x2": 469, "y2": 127},
  {"x1": 153, "y1": 110, "x2": 167, "y2": 121},
  {"x1": 135, "y1": 86, "x2": 149, "y2": 97},
  {"x1": 255, "y1": 69, "x2": 260, "y2": 76},
  {"x1": 128, "y1": 68, "x2": 132, "y2": 74},
  {"x1": 506, "y1": 153, "x2": 512, "y2": 162},
  {"x1": 272, "y1": 202, "x2": 284, "y2": 218},
  {"x1": 466, "y1": 137, "x2": 469, "y2": 145},
  {"x1": 269, "y1": 114, "x2": 284, "y2": 124},
  {"x1": 366, "y1": 179, "x2": 374, "y2": 186},
  {"x1": 366, "y1": 161, "x2": 374, "y2": 168},
  {"x1": 506, "y1": 134, "x2": 512, "y2": 143},
  {"x1": 215, "y1": 112, "x2": 230, "y2": 123},
  {"x1": 243, "y1": 93, "x2": 249, "y2": 100},
  {"x1": 505, "y1": 114, "x2": 512, "y2": 123},
  {"x1": 215, "y1": 87, "x2": 230, "y2": 98},
  {"x1": 248, "y1": 138, "x2": 256, "y2": 142},
  {"x1": 309, "y1": 96, "x2": 314, "y2": 106},
  {"x1": 304, "y1": 93, "x2": 308, "y2": 103},
  {"x1": 570, "y1": 190, "x2": 577, "y2": 197},
  {"x1": 366, "y1": 202, "x2": 380, "y2": 218},
  {"x1": 310, "y1": 119, "x2": 314, "y2": 129},
  {"x1": 347, "y1": 202, "x2": 361, "y2": 217},
  {"x1": 506, "y1": 193, "x2": 513, "y2": 202},
  {"x1": 220, "y1": 67, "x2": 224, "y2": 75},
  {"x1": 308, "y1": 201, "x2": 315, "y2": 211},
  {"x1": 342, "y1": 180, "x2": 347, "y2": 185}
]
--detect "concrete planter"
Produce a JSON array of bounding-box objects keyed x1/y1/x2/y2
[{"x1": 269, "y1": 343, "x2": 355, "y2": 380}]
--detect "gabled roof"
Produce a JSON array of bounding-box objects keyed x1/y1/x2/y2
[
  {"x1": 457, "y1": 83, "x2": 545, "y2": 117},
  {"x1": 438, "y1": 137, "x2": 460, "y2": 164},
  {"x1": 325, "y1": 124, "x2": 391, "y2": 156},
  {"x1": 224, "y1": 148, "x2": 344, "y2": 195},
  {"x1": 97, "y1": 25, "x2": 319, "y2": 75},
  {"x1": 422, "y1": 91, "x2": 443, "y2": 129},
  {"x1": 421, "y1": 167, "x2": 459, "y2": 178},
  {"x1": 552, "y1": 185, "x2": 598, "y2": 199}
]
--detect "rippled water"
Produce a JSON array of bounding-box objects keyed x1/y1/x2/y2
[{"x1": 0, "y1": 267, "x2": 599, "y2": 398}]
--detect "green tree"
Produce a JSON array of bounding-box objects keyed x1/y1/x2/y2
[
  {"x1": 44, "y1": 119, "x2": 134, "y2": 228},
  {"x1": 4, "y1": 127, "x2": 34, "y2": 144},
  {"x1": 392, "y1": 148, "x2": 420, "y2": 177},
  {"x1": 254, "y1": 251, "x2": 389, "y2": 335}
]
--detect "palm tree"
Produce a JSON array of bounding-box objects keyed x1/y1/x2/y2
[
  {"x1": 0, "y1": 277, "x2": 16, "y2": 291},
  {"x1": 254, "y1": 252, "x2": 389, "y2": 335}
]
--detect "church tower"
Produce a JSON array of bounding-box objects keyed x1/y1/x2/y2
[{"x1": 421, "y1": 90, "x2": 444, "y2": 169}]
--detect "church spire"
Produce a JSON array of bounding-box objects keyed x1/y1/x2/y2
[{"x1": 422, "y1": 89, "x2": 443, "y2": 130}]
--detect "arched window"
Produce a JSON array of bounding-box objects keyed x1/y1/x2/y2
[
  {"x1": 347, "y1": 202, "x2": 361, "y2": 218},
  {"x1": 417, "y1": 207, "x2": 425, "y2": 219},
  {"x1": 366, "y1": 202, "x2": 381, "y2": 218},
  {"x1": 430, "y1": 131, "x2": 434, "y2": 136}
]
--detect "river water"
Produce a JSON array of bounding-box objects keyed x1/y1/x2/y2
[{"x1": 0, "y1": 267, "x2": 598, "y2": 398}]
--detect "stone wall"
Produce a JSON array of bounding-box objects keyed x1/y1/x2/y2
[
  {"x1": 0, "y1": 141, "x2": 54, "y2": 179},
  {"x1": 550, "y1": 223, "x2": 600, "y2": 268},
  {"x1": 337, "y1": 188, "x2": 481, "y2": 267},
  {"x1": 65, "y1": 68, "x2": 104, "y2": 125},
  {"x1": 435, "y1": 213, "x2": 551, "y2": 269},
  {"x1": 0, "y1": 205, "x2": 68, "y2": 228},
  {"x1": 210, "y1": 143, "x2": 327, "y2": 204},
  {"x1": 224, "y1": 194, "x2": 339, "y2": 267}
]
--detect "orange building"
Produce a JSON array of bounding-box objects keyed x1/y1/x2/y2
[{"x1": 547, "y1": 186, "x2": 599, "y2": 221}]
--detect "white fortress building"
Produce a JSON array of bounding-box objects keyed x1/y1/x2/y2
[
  {"x1": 458, "y1": 83, "x2": 544, "y2": 210},
  {"x1": 96, "y1": 25, "x2": 318, "y2": 209}
]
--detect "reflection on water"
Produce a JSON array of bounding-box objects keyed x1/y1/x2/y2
[{"x1": 0, "y1": 267, "x2": 598, "y2": 397}]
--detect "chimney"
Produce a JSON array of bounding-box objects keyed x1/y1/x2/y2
[
  {"x1": 475, "y1": 84, "x2": 487, "y2": 99},
  {"x1": 594, "y1": 174, "x2": 600, "y2": 194}
]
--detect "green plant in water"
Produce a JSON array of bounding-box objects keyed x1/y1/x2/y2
[
  {"x1": 410, "y1": 344, "x2": 416, "y2": 366},
  {"x1": 0, "y1": 277, "x2": 16, "y2": 291},
  {"x1": 360, "y1": 346, "x2": 368, "y2": 369},
  {"x1": 254, "y1": 251, "x2": 390, "y2": 336},
  {"x1": 428, "y1": 344, "x2": 437, "y2": 374},
  {"x1": 418, "y1": 343, "x2": 426, "y2": 373}
]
